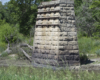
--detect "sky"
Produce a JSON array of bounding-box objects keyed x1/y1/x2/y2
[{"x1": 0, "y1": 0, "x2": 10, "y2": 4}]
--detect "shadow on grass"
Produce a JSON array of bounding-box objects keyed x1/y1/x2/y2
[{"x1": 80, "y1": 54, "x2": 94, "y2": 65}]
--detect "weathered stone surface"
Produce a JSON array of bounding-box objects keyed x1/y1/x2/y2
[
  {"x1": 68, "y1": 32, "x2": 77, "y2": 36},
  {"x1": 59, "y1": 50, "x2": 68, "y2": 55},
  {"x1": 73, "y1": 45, "x2": 79, "y2": 50},
  {"x1": 69, "y1": 50, "x2": 79, "y2": 54},
  {"x1": 64, "y1": 45, "x2": 73, "y2": 50},
  {"x1": 33, "y1": 0, "x2": 80, "y2": 68}
]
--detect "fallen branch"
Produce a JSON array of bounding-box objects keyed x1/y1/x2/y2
[
  {"x1": 20, "y1": 48, "x2": 32, "y2": 62},
  {"x1": 3, "y1": 35, "x2": 12, "y2": 54},
  {"x1": 20, "y1": 43, "x2": 33, "y2": 50}
]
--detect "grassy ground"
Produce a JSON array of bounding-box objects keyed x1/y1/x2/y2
[{"x1": 0, "y1": 66, "x2": 100, "y2": 80}]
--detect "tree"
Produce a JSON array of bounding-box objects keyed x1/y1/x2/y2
[
  {"x1": 6, "y1": 0, "x2": 37, "y2": 35},
  {"x1": 74, "y1": 0, "x2": 82, "y2": 9},
  {"x1": 89, "y1": 0, "x2": 100, "y2": 38},
  {"x1": 75, "y1": 0, "x2": 96, "y2": 37},
  {"x1": 7, "y1": 0, "x2": 51, "y2": 35}
]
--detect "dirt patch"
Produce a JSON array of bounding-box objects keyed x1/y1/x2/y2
[
  {"x1": 1, "y1": 56, "x2": 100, "y2": 70},
  {"x1": 0, "y1": 57, "x2": 31, "y2": 67}
]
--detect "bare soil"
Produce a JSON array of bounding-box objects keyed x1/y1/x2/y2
[
  {"x1": 0, "y1": 57, "x2": 31, "y2": 67},
  {"x1": 1, "y1": 56, "x2": 100, "y2": 70}
]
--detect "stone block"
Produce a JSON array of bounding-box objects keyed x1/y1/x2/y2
[
  {"x1": 60, "y1": 24, "x2": 67, "y2": 27},
  {"x1": 67, "y1": 23, "x2": 71, "y2": 27},
  {"x1": 45, "y1": 45, "x2": 51, "y2": 50},
  {"x1": 71, "y1": 28, "x2": 76, "y2": 32},
  {"x1": 68, "y1": 32, "x2": 77, "y2": 36},
  {"x1": 69, "y1": 50, "x2": 79, "y2": 54},
  {"x1": 70, "y1": 7, "x2": 74, "y2": 10},
  {"x1": 63, "y1": 41, "x2": 68, "y2": 46},
  {"x1": 72, "y1": 20, "x2": 75, "y2": 25},
  {"x1": 68, "y1": 41, "x2": 78, "y2": 45},
  {"x1": 59, "y1": 50, "x2": 68, "y2": 55},
  {"x1": 60, "y1": 10, "x2": 67, "y2": 13},
  {"x1": 64, "y1": 7, "x2": 70, "y2": 10},
  {"x1": 74, "y1": 55, "x2": 80, "y2": 61},
  {"x1": 64, "y1": 37, "x2": 73, "y2": 41},
  {"x1": 45, "y1": 50, "x2": 50, "y2": 54},
  {"x1": 67, "y1": 16, "x2": 75, "y2": 20},
  {"x1": 68, "y1": 61, "x2": 80, "y2": 66},
  {"x1": 64, "y1": 45, "x2": 73, "y2": 50},
  {"x1": 59, "y1": 41, "x2": 67, "y2": 46},
  {"x1": 52, "y1": 41, "x2": 58, "y2": 46},
  {"x1": 35, "y1": 53, "x2": 47, "y2": 59},
  {"x1": 52, "y1": 32, "x2": 59, "y2": 36},
  {"x1": 34, "y1": 58, "x2": 58, "y2": 66},
  {"x1": 50, "y1": 50, "x2": 58, "y2": 55},
  {"x1": 34, "y1": 53, "x2": 42, "y2": 58},
  {"x1": 55, "y1": 6, "x2": 61, "y2": 10},
  {"x1": 34, "y1": 49, "x2": 40, "y2": 53},
  {"x1": 59, "y1": 37, "x2": 63, "y2": 41},
  {"x1": 67, "y1": 3, "x2": 74, "y2": 7},
  {"x1": 48, "y1": 54, "x2": 58, "y2": 60},
  {"x1": 59, "y1": 46, "x2": 64, "y2": 50},
  {"x1": 73, "y1": 45, "x2": 79, "y2": 50},
  {"x1": 73, "y1": 36, "x2": 77, "y2": 41},
  {"x1": 51, "y1": 46, "x2": 55, "y2": 50},
  {"x1": 60, "y1": 4, "x2": 67, "y2": 7},
  {"x1": 60, "y1": 0, "x2": 74, "y2": 4},
  {"x1": 60, "y1": 12, "x2": 67, "y2": 16},
  {"x1": 60, "y1": 32, "x2": 68, "y2": 36},
  {"x1": 55, "y1": 12, "x2": 61, "y2": 17}
]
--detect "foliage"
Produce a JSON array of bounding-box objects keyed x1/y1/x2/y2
[
  {"x1": 0, "y1": 67, "x2": 100, "y2": 80},
  {"x1": 75, "y1": 0, "x2": 96, "y2": 37},
  {"x1": 0, "y1": 42, "x2": 7, "y2": 53},
  {"x1": 0, "y1": 23, "x2": 19, "y2": 43},
  {"x1": 89, "y1": 0, "x2": 100, "y2": 38},
  {"x1": 78, "y1": 37, "x2": 100, "y2": 55},
  {"x1": 95, "y1": 49, "x2": 100, "y2": 56},
  {"x1": 6, "y1": 0, "x2": 37, "y2": 35},
  {"x1": 78, "y1": 37, "x2": 93, "y2": 54},
  {"x1": 6, "y1": 0, "x2": 51, "y2": 35},
  {"x1": 74, "y1": 0, "x2": 82, "y2": 9},
  {"x1": 75, "y1": 0, "x2": 100, "y2": 38}
]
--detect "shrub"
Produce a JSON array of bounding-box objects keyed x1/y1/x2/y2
[
  {"x1": 78, "y1": 37, "x2": 93, "y2": 54},
  {"x1": 95, "y1": 49, "x2": 100, "y2": 56},
  {"x1": 0, "y1": 42, "x2": 6, "y2": 53},
  {"x1": 93, "y1": 40, "x2": 100, "y2": 47},
  {"x1": 0, "y1": 23, "x2": 25, "y2": 44},
  {"x1": 0, "y1": 23, "x2": 19, "y2": 43},
  {"x1": 75, "y1": 0, "x2": 96, "y2": 37}
]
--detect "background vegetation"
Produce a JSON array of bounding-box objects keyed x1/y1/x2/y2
[{"x1": 0, "y1": 0, "x2": 100, "y2": 56}]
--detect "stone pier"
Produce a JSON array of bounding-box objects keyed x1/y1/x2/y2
[{"x1": 32, "y1": 0, "x2": 80, "y2": 68}]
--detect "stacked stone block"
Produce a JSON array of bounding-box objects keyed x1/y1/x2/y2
[{"x1": 33, "y1": 0, "x2": 80, "y2": 68}]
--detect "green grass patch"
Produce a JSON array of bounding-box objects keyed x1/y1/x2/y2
[
  {"x1": 0, "y1": 66, "x2": 100, "y2": 80},
  {"x1": 0, "y1": 42, "x2": 7, "y2": 53}
]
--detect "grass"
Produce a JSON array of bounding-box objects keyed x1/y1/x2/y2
[
  {"x1": 78, "y1": 37, "x2": 100, "y2": 55},
  {"x1": 0, "y1": 42, "x2": 7, "y2": 54},
  {"x1": 0, "y1": 66, "x2": 100, "y2": 80}
]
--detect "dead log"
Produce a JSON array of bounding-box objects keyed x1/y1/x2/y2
[
  {"x1": 20, "y1": 48, "x2": 32, "y2": 62},
  {"x1": 20, "y1": 43, "x2": 33, "y2": 50},
  {"x1": 3, "y1": 35, "x2": 12, "y2": 54}
]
